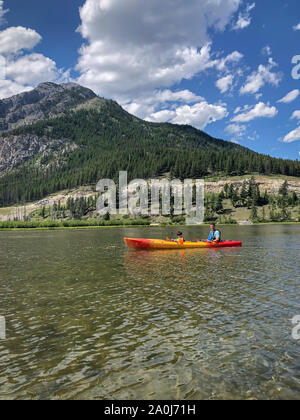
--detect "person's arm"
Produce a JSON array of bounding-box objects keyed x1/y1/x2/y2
[{"x1": 213, "y1": 230, "x2": 221, "y2": 243}]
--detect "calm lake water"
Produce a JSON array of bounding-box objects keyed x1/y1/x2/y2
[{"x1": 0, "y1": 225, "x2": 299, "y2": 400}]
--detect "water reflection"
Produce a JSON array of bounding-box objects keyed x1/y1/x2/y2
[
  {"x1": 0, "y1": 226, "x2": 299, "y2": 400},
  {"x1": 124, "y1": 247, "x2": 243, "y2": 281}
]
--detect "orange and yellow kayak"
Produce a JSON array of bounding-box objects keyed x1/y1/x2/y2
[{"x1": 124, "y1": 238, "x2": 242, "y2": 250}]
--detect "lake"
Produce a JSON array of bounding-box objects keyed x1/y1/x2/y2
[{"x1": 0, "y1": 225, "x2": 299, "y2": 400}]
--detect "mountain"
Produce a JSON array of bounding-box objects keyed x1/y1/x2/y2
[
  {"x1": 0, "y1": 82, "x2": 97, "y2": 133},
  {"x1": 0, "y1": 82, "x2": 299, "y2": 207}
]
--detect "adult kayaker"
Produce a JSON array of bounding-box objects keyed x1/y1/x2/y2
[{"x1": 206, "y1": 223, "x2": 221, "y2": 243}]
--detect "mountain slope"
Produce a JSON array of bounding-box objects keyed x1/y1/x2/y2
[
  {"x1": 0, "y1": 82, "x2": 97, "y2": 133},
  {"x1": 0, "y1": 82, "x2": 299, "y2": 206}
]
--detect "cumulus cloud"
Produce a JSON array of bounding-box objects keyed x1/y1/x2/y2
[
  {"x1": 123, "y1": 88, "x2": 228, "y2": 130},
  {"x1": 282, "y1": 110, "x2": 300, "y2": 143},
  {"x1": 291, "y1": 110, "x2": 300, "y2": 120},
  {"x1": 232, "y1": 2, "x2": 255, "y2": 30},
  {"x1": 216, "y1": 50, "x2": 243, "y2": 71},
  {"x1": 0, "y1": 26, "x2": 41, "y2": 55},
  {"x1": 154, "y1": 89, "x2": 204, "y2": 104},
  {"x1": 216, "y1": 74, "x2": 234, "y2": 93},
  {"x1": 232, "y1": 102, "x2": 278, "y2": 122},
  {"x1": 5, "y1": 53, "x2": 58, "y2": 85},
  {"x1": 293, "y1": 23, "x2": 300, "y2": 31},
  {"x1": 225, "y1": 123, "x2": 246, "y2": 140},
  {"x1": 0, "y1": 2, "x2": 70, "y2": 99},
  {"x1": 240, "y1": 58, "x2": 282, "y2": 95},
  {"x1": 76, "y1": 0, "x2": 242, "y2": 101},
  {"x1": 123, "y1": 89, "x2": 204, "y2": 120},
  {"x1": 146, "y1": 101, "x2": 228, "y2": 130},
  {"x1": 261, "y1": 45, "x2": 272, "y2": 56},
  {"x1": 79, "y1": 0, "x2": 241, "y2": 47},
  {"x1": 0, "y1": 79, "x2": 33, "y2": 98},
  {"x1": 277, "y1": 89, "x2": 300, "y2": 104},
  {"x1": 78, "y1": 43, "x2": 219, "y2": 100},
  {"x1": 0, "y1": 0, "x2": 8, "y2": 26},
  {"x1": 75, "y1": 0, "x2": 246, "y2": 129},
  {"x1": 283, "y1": 126, "x2": 300, "y2": 143}
]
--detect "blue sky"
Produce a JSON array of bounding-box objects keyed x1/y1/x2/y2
[{"x1": 1, "y1": 0, "x2": 300, "y2": 160}]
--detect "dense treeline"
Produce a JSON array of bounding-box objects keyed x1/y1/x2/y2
[
  {"x1": 0, "y1": 105, "x2": 300, "y2": 207},
  {"x1": 5, "y1": 178, "x2": 300, "y2": 226}
]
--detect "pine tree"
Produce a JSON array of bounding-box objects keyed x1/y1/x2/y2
[
  {"x1": 250, "y1": 201, "x2": 258, "y2": 222},
  {"x1": 240, "y1": 181, "x2": 248, "y2": 207}
]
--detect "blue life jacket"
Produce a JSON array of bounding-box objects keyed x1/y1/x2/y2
[{"x1": 208, "y1": 229, "x2": 221, "y2": 241}]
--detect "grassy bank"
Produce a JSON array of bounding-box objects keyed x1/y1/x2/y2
[
  {"x1": 1, "y1": 219, "x2": 300, "y2": 231},
  {"x1": 0, "y1": 219, "x2": 151, "y2": 230}
]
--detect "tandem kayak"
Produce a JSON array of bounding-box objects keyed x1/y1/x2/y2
[{"x1": 124, "y1": 238, "x2": 242, "y2": 250}]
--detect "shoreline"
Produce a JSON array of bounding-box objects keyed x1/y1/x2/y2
[{"x1": 0, "y1": 221, "x2": 300, "y2": 232}]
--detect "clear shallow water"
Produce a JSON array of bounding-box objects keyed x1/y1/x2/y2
[{"x1": 0, "y1": 225, "x2": 299, "y2": 400}]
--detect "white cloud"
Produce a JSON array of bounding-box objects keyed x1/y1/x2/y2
[
  {"x1": 123, "y1": 89, "x2": 204, "y2": 120},
  {"x1": 216, "y1": 74, "x2": 234, "y2": 93},
  {"x1": 240, "y1": 58, "x2": 282, "y2": 95},
  {"x1": 247, "y1": 131, "x2": 259, "y2": 141},
  {"x1": 5, "y1": 53, "x2": 58, "y2": 85},
  {"x1": 232, "y1": 102, "x2": 278, "y2": 122},
  {"x1": 282, "y1": 111, "x2": 300, "y2": 143},
  {"x1": 0, "y1": 0, "x2": 8, "y2": 26},
  {"x1": 77, "y1": 42, "x2": 218, "y2": 100},
  {"x1": 261, "y1": 45, "x2": 272, "y2": 56},
  {"x1": 146, "y1": 109, "x2": 176, "y2": 123},
  {"x1": 225, "y1": 123, "x2": 246, "y2": 139},
  {"x1": 216, "y1": 50, "x2": 243, "y2": 71},
  {"x1": 0, "y1": 26, "x2": 41, "y2": 55},
  {"x1": 154, "y1": 89, "x2": 203, "y2": 104},
  {"x1": 146, "y1": 101, "x2": 228, "y2": 130},
  {"x1": 293, "y1": 23, "x2": 300, "y2": 31},
  {"x1": 233, "y1": 2, "x2": 255, "y2": 30},
  {"x1": 124, "y1": 88, "x2": 228, "y2": 130},
  {"x1": 76, "y1": 0, "x2": 243, "y2": 101},
  {"x1": 277, "y1": 89, "x2": 300, "y2": 104},
  {"x1": 0, "y1": 79, "x2": 33, "y2": 99},
  {"x1": 76, "y1": 0, "x2": 245, "y2": 131},
  {"x1": 283, "y1": 126, "x2": 300, "y2": 143},
  {"x1": 79, "y1": 0, "x2": 242, "y2": 46},
  {"x1": 0, "y1": 4, "x2": 71, "y2": 99},
  {"x1": 291, "y1": 110, "x2": 300, "y2": 120}
]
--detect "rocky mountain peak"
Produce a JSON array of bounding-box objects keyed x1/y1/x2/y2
[{"x1": 0, "y1": 82, "x2": 97, "y2": 133}]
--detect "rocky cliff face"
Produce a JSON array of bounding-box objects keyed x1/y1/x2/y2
[
  {"x1": 205, "y1": 177, "x2": 300, "y2": 196},
  {"x1": 0, "y1": 82, "x2": 97, "y2": 133},
  {"x1": 0, "y1": 134, "x2": 78, "y2": 173},
  {"x1": 0, "y1": 82, "x2": 98, "y2": 173}
]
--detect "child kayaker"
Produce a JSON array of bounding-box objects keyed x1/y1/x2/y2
[
  {"x1": 176, "y1": 231, "x2": 184, "y2": 241},
  {"x1": 169, "y1": 231, "x2": 185, "y2": 244}
]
